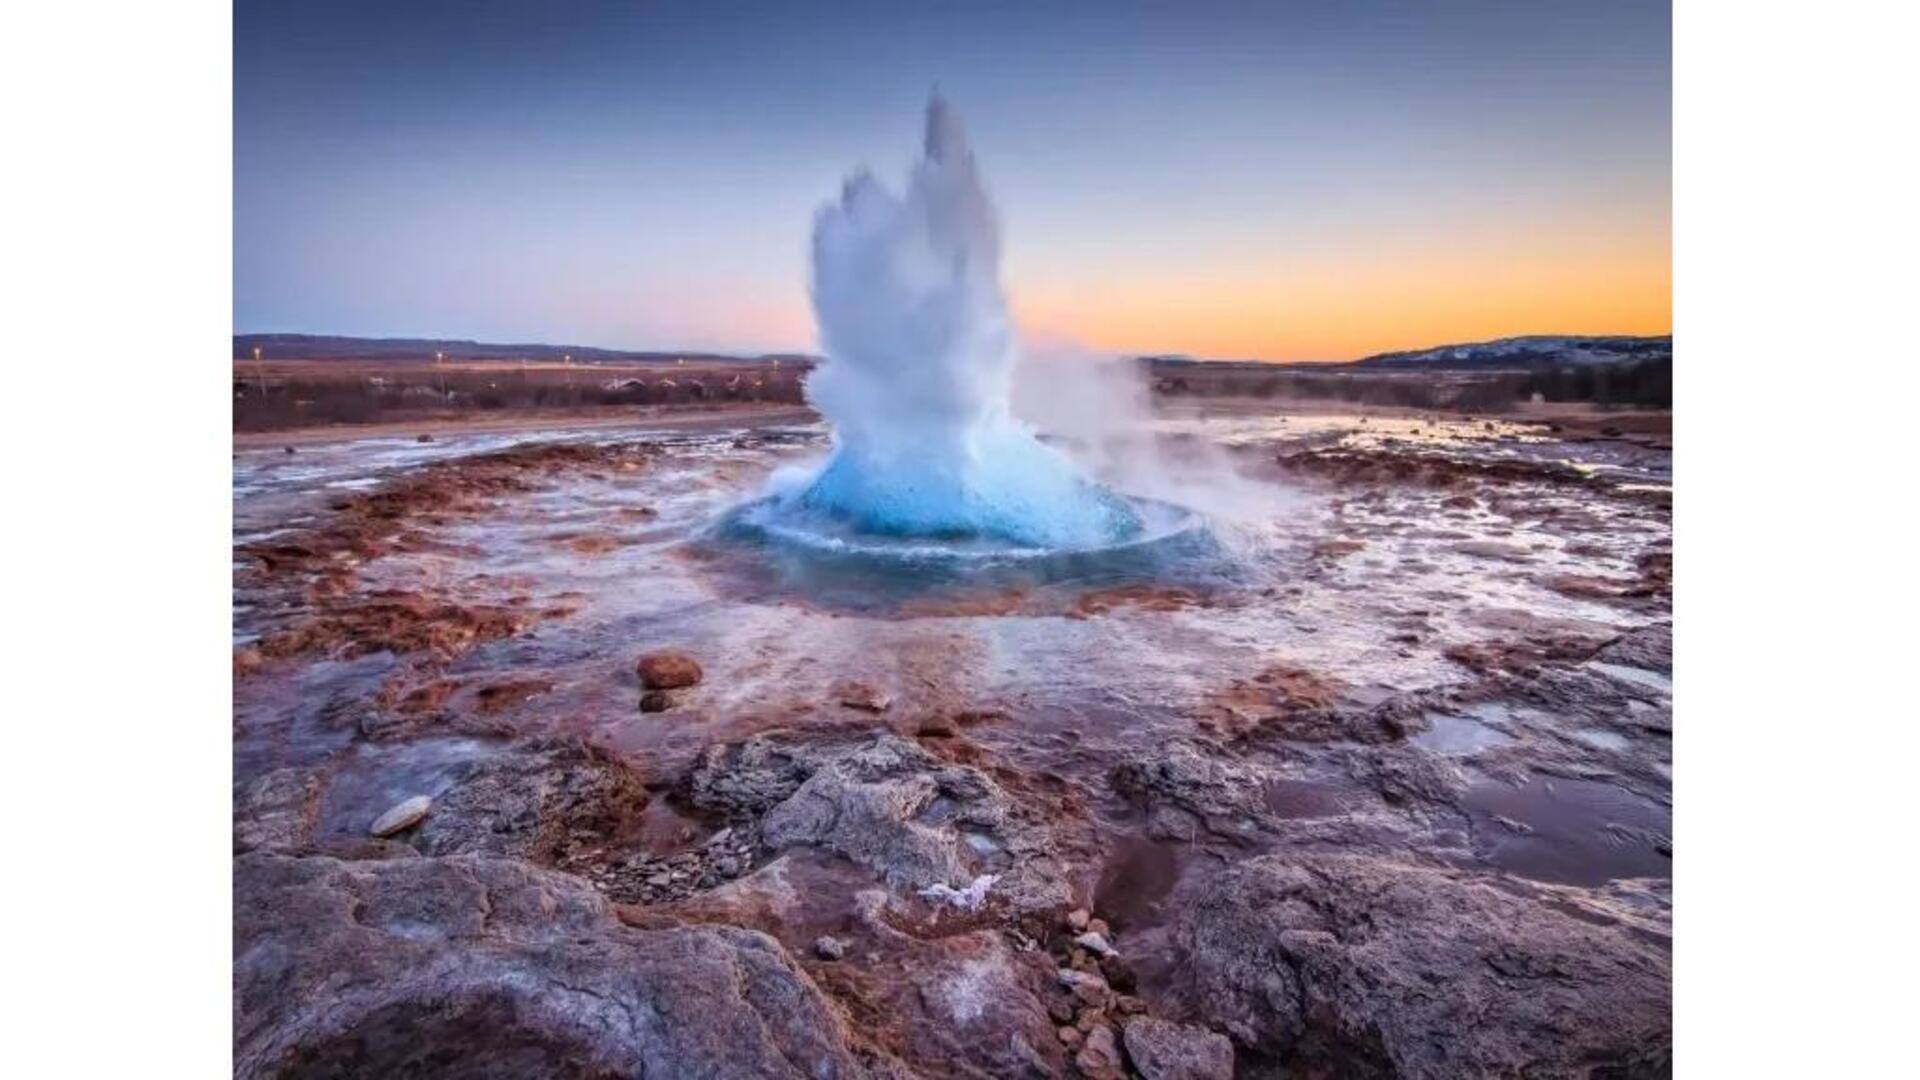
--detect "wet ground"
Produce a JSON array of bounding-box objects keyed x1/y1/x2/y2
[{"x1": 233, "y1": 404, "x2": 1671, "y2": 1077}]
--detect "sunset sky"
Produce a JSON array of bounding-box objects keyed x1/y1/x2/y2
[{"x1": 235, "y1": 0, "x2": 1670, "y2": 362}]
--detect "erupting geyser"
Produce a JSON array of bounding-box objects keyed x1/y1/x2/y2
[{"x1": 761, "y1": 97, "x2": 1146, "y2": 551}]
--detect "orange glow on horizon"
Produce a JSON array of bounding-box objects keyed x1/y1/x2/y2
[
  {"x1": 595, "y1": 218, "x2": 1670, "y2": 362},
  {"x1": 1008, "y1": 226, "x2": 1671, "y2": 362}
]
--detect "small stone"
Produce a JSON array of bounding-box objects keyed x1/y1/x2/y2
[
  {"x1": 636, "y1": 650, "x2": 702, "y2": 690},
  {"x1": 1075, "y1": 931, "x2": 1118, "y2": 958},
  {"x1": 1075, "y1": 1008, "x2": 1105, "y2": 1033},
  {"x1": 834, "y1": 680, "x2": 890, "y2": 713},
  {"x1": 1115, "y1": 994, "x2": 1146, "y2": 1015},
  {"x1": 416, "y1": 433, "x2": 434, "y2": 443},
  {"x1": 646, "y1": 873, "x2": 671, "y2": 887},
  {"x1": 1057, "y1": 968, "x2": 1112, "y2": 1009},
  {"x1": 639, "y1": 690, "x2": 672, "y2": 712},
  {"x1": 813, "y1": 936, "x2": 846, "y2": 961},
  {"x1": 1057, "y1": 1025, "x2": 1083, "y2": 1048},
  {"x1": 1122, "y1": 1016, "x2": 1235, "y2": 1080},
  {"x1": 1087, "y1": 918, "x2": 1111, "y2": 937},
  {"x1": 1074, "y1": 1024, "x2": 1123, "y2": 1079},
  {"x1": 369, "y1": 795, "x2": 431, "y2": 837},
  {"x1": 1066, "y1": 908, "x2": 1091, "y2": 932},
  {"x1": 282, "y1": 446, "x2": 296, "y2": 455},
  {"x1": 1048, "y1": 999, "x2": 1076, "y2": 1025}
]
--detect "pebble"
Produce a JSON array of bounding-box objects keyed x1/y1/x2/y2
[
  {"x1": 1087, "y1": 917, "x2": 1111, "y2": 937},
  {"x1": 1075, "y1": 931, "x2": 1119, "y2": 958},
  {"x1": 1056, "y1": 1026, "x2": 1083, "y2": 1048},
  {"x1": 1057, "y1": 968, "x2": 1112, "y2": 1009},
  {"x1": 813, "y1": 936, "x2": 846, "y2": 961},
  {"x1": 1074, "y1": 1025, "x2": 1123, "y2": 1078},
  {"x1": 639, "y1": 690, "x2": 673, "y2": 713},
  {"x1": 369, "y1": 795, "x2": 431, "y2": 837},
  {"x1": 1066, "y1": 908, "x2": 1091, "y2": 932},
  {"x1": 834, "y1": 680, "x2": 891, "y2": 713}
]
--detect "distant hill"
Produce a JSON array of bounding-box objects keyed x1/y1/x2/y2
[
  {"x1": 1350, "y1": 334, "x2": 1671, "y2": 370},
  {"x1": 234, "y1": 333, "x2": 815, "y2": 366}
]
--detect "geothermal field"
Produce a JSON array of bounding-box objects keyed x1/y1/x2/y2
[{"x1": 233, "y1": 105, "x2": 1672, "y2": 1077}]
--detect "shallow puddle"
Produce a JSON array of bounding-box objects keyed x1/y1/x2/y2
[
  {"x1": 1571, "y1": 727, "x2": 1631, "y2": 752},
  {"x1": 314, "y1": 738, "x2": 496, "y2": 841},
  {"x1": 1413, "y1": 710, "x2": 1516, "y2": 755},
  {"x1": 1463, "y1": 772, "x2": 1670, "y2": 886},
  {"x1": 1588, "y1": 662, "x2": 1673, "y2": 695}
]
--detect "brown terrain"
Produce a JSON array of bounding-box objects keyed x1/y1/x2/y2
[
  {"x1": 233, "y1": 356, "x2": 812, "y2": 436},
  {"x1": 234, "y1": 364, "x2": 1671, "y2": 1077}
]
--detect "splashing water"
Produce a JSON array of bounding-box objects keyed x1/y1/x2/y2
[{"x1": 769, "y1": 98, "x2": 1144, "y2": 549}]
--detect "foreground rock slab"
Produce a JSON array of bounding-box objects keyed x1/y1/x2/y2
[
  {"x1": 234, "y1": 852, "x2": 866, "y2": 1079},
  {"x1": 1169, "y1": 852, "x2": 1671, "y2": 1078}
]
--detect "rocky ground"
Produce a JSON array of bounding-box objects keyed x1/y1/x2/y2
[{"x1": 233, "y1": 407, "x2": 1672, "y2": 1077}]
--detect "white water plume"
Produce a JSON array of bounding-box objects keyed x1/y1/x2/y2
[{"x1": 775, "y1": 96, "x2": 1142, "y2": 548}]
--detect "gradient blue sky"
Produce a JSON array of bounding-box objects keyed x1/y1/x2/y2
[{"x1": 236, "y1": 0, "x2": 1670, "y2": 360}]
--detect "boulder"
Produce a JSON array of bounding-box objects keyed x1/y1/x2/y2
[
  {"x1": 233, "y1": 852, "x2": 865, "y2": 1078},
  {"x1": 636, "y1": 649, "x2": 702, "y2": 690}
]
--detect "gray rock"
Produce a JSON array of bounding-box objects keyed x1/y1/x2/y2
[
  {"x1": 1109, "y1": 737, "x2": 1274, "y2": 841},
  {"x1": 1122, "y1": 1016, "x2": 1235, "y2": 1080},
  {"x1": 1169, "y1": 852, "x2": 1670, "y2": 1078},
  {"x1": 368, "y1": 794, "x2": 431, "y2": 837},
  {"x1": 757, "y1": 734, "x2": 1073, "y2": 912},
  {"x1": 814, "y1": 935, "x2": 847, "y2": 961},
  {"x1": 233, "y1": 852, "x2": 865, "y2": 1079},
  {"x1": 415, "y1": 738, "x2": 650, "y2": 863},
  {"x1": 686, "y1": 734, "x2": 821, "y2": 817}
]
